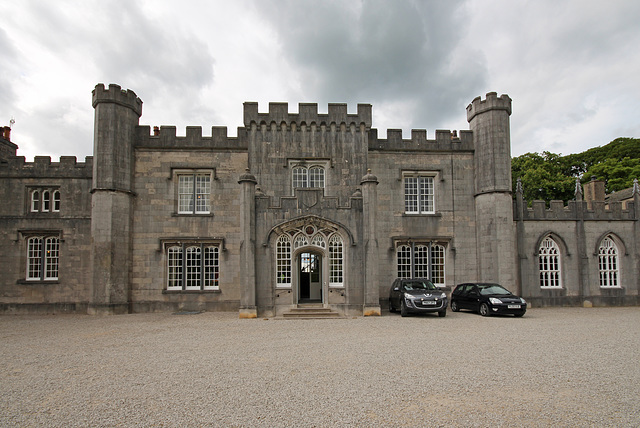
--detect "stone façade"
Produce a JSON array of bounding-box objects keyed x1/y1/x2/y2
[{"x1": 0, "y1": 84, "x2": 638, "y2": 316}]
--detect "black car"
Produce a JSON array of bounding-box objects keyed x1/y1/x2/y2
[
  {"x1": 450, "y1": 283, "x2": 526, "y2": 317},
  {"x1": 389, "y1": 278, "x2": 448, "y2": 317}
]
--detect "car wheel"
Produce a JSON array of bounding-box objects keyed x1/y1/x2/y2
[
  {"x1": 479, "y1": 303, "x2": 490, "y2": 317},
  {"x1": 451, "y1": 301, "x2": 459, "y2": 312},
  {"x1": 400, "y1": 300, "x2": 408, "y2": 317},
  {"x1": 389, "y1": 299, "x2": 395, "y2": 313},
  {"x1": 514, "y1": 312, "x2": 525, "y2": 318},
  {"x1": 438, "y1": 310, "x2": 446, "y2": 318}
]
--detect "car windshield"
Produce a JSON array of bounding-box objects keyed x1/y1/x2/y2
[
  {"x1": 478, "y1": 284, "x2": 511, "y2": 295},
  {"x1": 403, "y1": 281, "x2": 437, "y2": 291}
]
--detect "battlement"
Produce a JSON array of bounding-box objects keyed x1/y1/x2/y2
[
  {"x1": 0, "y1": 156, "x2": 93, "y2": 178},
  {"x1": 92, "y1": 83, "x2": 143, "y2": 117},
  {"x1": 243, "y1": 102, "x2": 372, "y2": 128},
  {"x1": 369, "y1": 129, "x2": 473, "y2": 152},
  {"x1": 515, "y1": 199, "x2": 636, "y2": 221},
  {"x1": 466, "y1": 92, "x2": 512, "y2": 122},
  {"x1": 134, "y1": 125, "x2": 247, "y2": 150}
]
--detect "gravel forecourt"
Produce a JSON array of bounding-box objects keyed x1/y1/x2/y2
[{"x1": 1, "y1": 307, "x2": 639, "y2": 427}]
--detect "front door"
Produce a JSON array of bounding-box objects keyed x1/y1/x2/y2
[{"x1": 299, "y1": 252, "x2": 322, "y2": 303}]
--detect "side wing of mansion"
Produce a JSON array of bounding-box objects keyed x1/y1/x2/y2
[{"x1": 1, "y1": 84, "x2": 638, "y2": 316}]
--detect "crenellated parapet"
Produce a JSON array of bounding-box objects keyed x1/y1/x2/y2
[
  {"x1": 92, "y1": 83, "x2": 143, "y2": 117},
  {"x1": 515, "y1": 199, "x2": 636, "y2": 221},
  {"x1": 369, "y1": 128, "x2": 473, "y2": 152},
  {"x1": 0, "y1": 155, "x2": 93, "y2": 178},
  {"x1": 243, "y1": 102, "x2": 372, "y2": 129},
  {"x1": 466, "y1": 92, "x2": 512, "y2": 122},
  {"x1": 134, "y1": 125, "x2": 247, "y2": 150}
]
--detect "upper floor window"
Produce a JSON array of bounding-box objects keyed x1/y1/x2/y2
[
  {"x1": 599, "y1": 236, "x2": 619, "y2": 288},
  {"x1": 166, "y1": 242, "x2": 219, "y2": 291},
  {"x1": 177, "y1": 172, "x2": 211, "y2": 214},
  {"x1": 30, "y1": 188, "x2": 60, "y2": 213},
  {"x1": 539, "y1": 237, "x2": 561, "y2": 288},
  {"x1": 292, "y1": 165, "x2": 325, "y2": 189},
  {"x1": 27, "y1": 236, "x2": 60, "y2": 281},
  {"x1": 404, "y1": 174, "x2": 435, "y2": 214}
]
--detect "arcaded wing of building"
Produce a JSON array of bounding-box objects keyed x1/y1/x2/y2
[{"x1": 1, "y1": 84, "x2": 638, "y2": 316}]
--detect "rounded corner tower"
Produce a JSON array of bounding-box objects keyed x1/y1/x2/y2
[
  {"x1": 89, "y1": 83, "x2": 142, "y2": 315},
  {"x1": 467, "y1": 92, "x2": 517, "y2": 289}
]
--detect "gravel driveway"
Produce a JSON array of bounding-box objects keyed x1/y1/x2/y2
[{"x1": 1, "y1": 307, "x2": 639, "y2": 427}]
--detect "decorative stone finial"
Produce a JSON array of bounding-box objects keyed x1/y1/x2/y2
[
  {"x1": 238, "y1": 167, "x2": 257, "y2": 184},
  {"x1": 575, "y1": 177, "x2": 583, "y2": 201},
  {"x1": 360, "y1": 168, "x2": 378, "y2": 185},
  {"x1": 516, "y1": 178, "x2": 523, "y2": 194},
  {"x1": 633, "y1": 178, "x2": 639, "y2": 195}
]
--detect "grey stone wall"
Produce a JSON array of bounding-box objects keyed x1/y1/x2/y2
[{"x1": 0, "y1": 157, "x2": 93, "y2": 313}]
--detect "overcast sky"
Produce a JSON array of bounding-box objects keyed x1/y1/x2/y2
[{"x1": 1, "y1": 0, "x2": 639, "y2": 161}]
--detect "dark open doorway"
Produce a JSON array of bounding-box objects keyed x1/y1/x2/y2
[{"x1": 299, "y1": 252, "x2": 322, "y2": 303}]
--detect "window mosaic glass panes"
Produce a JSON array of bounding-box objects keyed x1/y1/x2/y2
[
  {"x1": 430, "y1": 244, "x2": 445, "y2": 287},
  {"x1": 414, "y1": 245, "x2": 429, "y2": 278},
  {"x1": 276, "y1": 235, "x2": 292, "y2": 287},
  {"x1": 397, "y1": 245, "x2": 412, "y2": 278},
  {"x1": 539, "y1": 237, "x2": 561, "y2": 288},
  {"x1": 166, "y1": 243, "x2": 220, "y2": 291},
  {"x1": 598, "y1": 236, "x2": 619, "y2": 288},
  {"x1": 26, "y1": 236, "x2": 59, "y2": 281},
  {"x1": 404, "y1": 175, "x2": 435, "y2": 214},
  {"x1": 178, "y1": 173, "x2": 211, "y2": 214},
  {"x1": 329, "y1": 234, "x2": 343, "y2": 286}
]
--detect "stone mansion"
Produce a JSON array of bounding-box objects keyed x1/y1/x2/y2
[{"x1": 0, "y1": 84, "x2": 638, "y2": 317}]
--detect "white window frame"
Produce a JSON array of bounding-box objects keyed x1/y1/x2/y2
[
  {"x1": 276, "y1": 235, "x2": 292, "y2": 288},
  {"x1": 288, "y1": 160, "x2": 329, "y2": 193},
  {"x1": 396, "y1": 242, "x2": 446, "y2": 286},
  {"x1": 430, "y1": 244, "x2": 446, "y2": 287},
  {"x1": 165, "y1": 242, "x2": 220, "y2": 291},
  {"x1": 29, "y1": 188, "x2": 60, "y2": 213},
  {"x1": 403, "y1": 173, "x2": 436, "y2": 214},
  {"x1": 26, "y1": 236, "x2": 60, "y2": 281},
  {"x1": 539, "y1": 237, "x2": 562, "y2": 288},
  {"x1": 599, "y1": 236, "x2": 619, "y2": 288},
  {"x1": 176, "y1": 171, "x2": 212, "y2": 214},
  {"x1": 329, "y1": 234, "x2": 344, "y2": 287}
]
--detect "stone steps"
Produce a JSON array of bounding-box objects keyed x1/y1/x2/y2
[{"x1": 282, "y1": 306, "x2": 342, "y2": 319}]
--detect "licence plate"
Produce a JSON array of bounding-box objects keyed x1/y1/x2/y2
[
  {"x1": 508, "y1": 304, "x2": 521, "y2": 309},
  {"x1": 423, "y1": 301, "x2": 437, "y2": 305}
]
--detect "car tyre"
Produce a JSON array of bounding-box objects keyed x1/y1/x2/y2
[
  {"x1": 514, "y1": 312, "x2": 525, "y2": 318},
  {"x1": 438, "y1": 310, "x2": 446, "y2": 318},
  {"x1": 451, "y1": 301, "x2": 459, "y2": 312},
  {"x1": 400, "y1": 300, "x2": 408, "y2": 317},
  {"x1": 479, "y1": 303, "x2": 490, "y2": 317}
]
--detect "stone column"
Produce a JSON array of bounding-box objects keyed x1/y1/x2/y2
[
  {"x1": 361, "y1": 169, "x2": 380, "y2": 316},
  {"x1": 238, "y1": 169, "x2": 257, "y2": 318}
]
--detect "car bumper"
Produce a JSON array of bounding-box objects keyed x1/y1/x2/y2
[
  {"x1": 405, "y1": 298, "x2": 448, "y2": 313},
  {"x1": 489, "y1": 303, "x2": 527, "y2": 316}
]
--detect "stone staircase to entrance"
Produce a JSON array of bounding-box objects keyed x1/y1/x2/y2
[{"x1": 282, "y1": 304, "x2": 342, "y2": 319}]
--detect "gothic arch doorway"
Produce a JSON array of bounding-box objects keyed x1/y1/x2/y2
[{"x1": 269, "y1": 215, "x2": 350, "y2": 308}]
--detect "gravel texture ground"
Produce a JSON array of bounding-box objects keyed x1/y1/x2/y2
[{"x1": 1, "y1": 307, "x2": 639, "y2": 427}]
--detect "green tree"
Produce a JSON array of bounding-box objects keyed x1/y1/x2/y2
[
  {"x1": 512, "y1": 137, "x2": 640, "y2": 203},
  {"x1": 511, "y1": 152, "x2": 576, "y2": 204}
]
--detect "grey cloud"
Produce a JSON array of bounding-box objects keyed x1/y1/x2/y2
[
  {"x1": 0, "y1": 27, "x2": 19, "y2": 116},
  {"x1": 253, "y1": 0, "x2": 487, "y2": 129}
]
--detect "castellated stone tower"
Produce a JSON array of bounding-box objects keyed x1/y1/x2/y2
[
  {"x1": 89, "y1": 84, "x2": 142, "y2": 314},
  {"x1": 467, "y1": 93, "x2": 517, "y2": 289}
]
